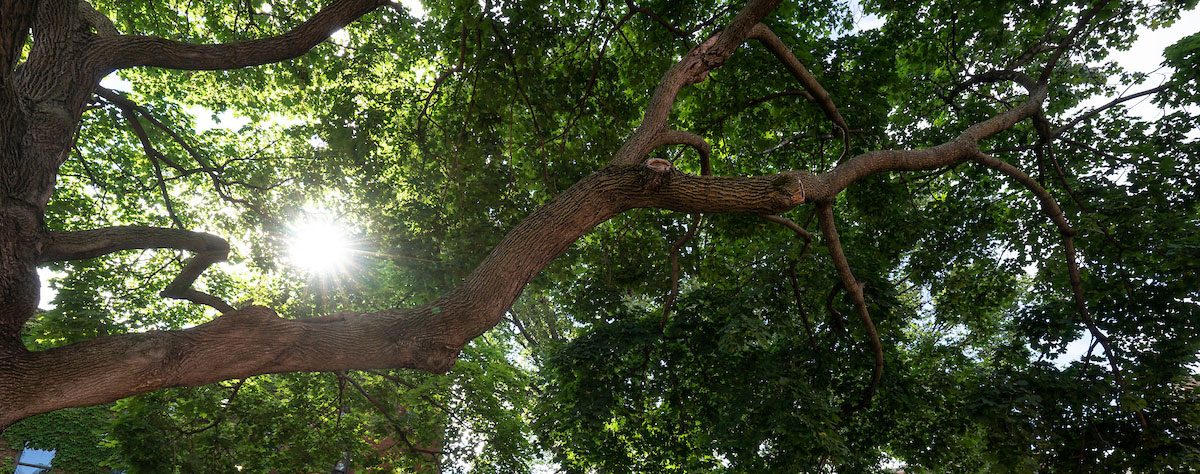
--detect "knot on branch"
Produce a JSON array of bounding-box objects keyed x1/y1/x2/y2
[
  {"x1": 771, "y1": 173, "x2": 805, "y2": 205},
  {"x1": 642, "y1": 158, "x2": 674, "y2": 191},
  {"x1": 681, "y1": 35, "x2": 724, "y2": 85}
]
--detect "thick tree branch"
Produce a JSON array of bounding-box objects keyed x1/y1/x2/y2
[
  {"x1": 1, "y1": 0, "x2": 1066, "y2": 429},
  {"x1": 0, "y1": 0, "x2": 36, "y2": 72},
  {"x1": 1, "y1": 160, "x2": 813, "y2": 426},
  {"x1": 653, "y1": 129, "x2": 712, "y2": 176},
  {"x1": 93, "y1": 0, "x2": 387, "y2": 71},
  {"x1": 40, "y1": 226, "x2": 235, "y2": 313}
]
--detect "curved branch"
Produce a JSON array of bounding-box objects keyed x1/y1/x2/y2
[
  {"x1": 657, "y1": 129, "x2": 715, "y2": 330},
  {"x1": 652, "y1": 129, "x2": 712, "y2": 176},
  {"x1": 788, "y1": 260, "x2": 819, "y2": 354},
  {"x1": 807, "y1": 81, "x2": 1047, "y2": 201},
  {"x1": 2, "y1": 0, "x2": 1069, "y2": 429},
  {"x1": 96, "y1": 86, "x2": 187, "y2": 228},
  {"x1": 748, "y1": 24, "x2": 850, "y2": 159},
  {"x1": 40, "y1": 226, "x2": 234, "y2": 313},
  {"x1": 817, "y1": 203, "x2": 882, "y2": 413},
  {"x1": 970, "y1": 151, "x2": 1148, "y2": 430},
  {"x1": 1051, "y1": 81, "x2": 1176, "y2": 138},
  {"x1": 763, "y1": 214, "x2": 819, "y2": 352},
  {"x1": 825, "y1": 282, "x2": 849, "y2": 339},
  {"x1": 93, "y1": 0, "x2": 387, "y2": 71},
  {"x1": 2, "y1": 159, "x2": 814, "y2": 426},
  {"x1": 610, "y1": 0, "x2": 783, "y2": 165},
  {"x1": 760, "y1": 214, "x2": 813, "y2": 243}
]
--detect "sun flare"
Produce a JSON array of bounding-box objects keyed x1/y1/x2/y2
[{"x1": 288, "y1": 217, "x2": 355, "y2": 274}]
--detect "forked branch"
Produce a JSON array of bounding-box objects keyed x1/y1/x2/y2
[
  {"x1": 610, "y1": 0, "x2": 784, "y2": 166},
  {"x1": 40, "y1": 226, "x2": 235, "y2": 313},
  {"x1": 3, "y1": 0, "x2": 1065, "y2": 429}
]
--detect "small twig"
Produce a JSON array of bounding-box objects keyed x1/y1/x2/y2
[
  {"x1": 700, "y1": 89, "x2": 813, "y2": 133},
  {"x1": 662, "y1": 215, "x2": 702, "y2": 331},
  {"x1": 825, "y1": 281, "x2": 849, "y2": 340},
  {"x1": 1050, "y1": 81, "x2": 1176, "y2": 138},
  {"x1": 341, "y1": 373, "x2": 445, "y2": 457}
]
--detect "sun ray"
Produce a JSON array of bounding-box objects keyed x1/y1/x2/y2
[{"x1": 288, "y1": 215, "x2": 356, "y2": 275}]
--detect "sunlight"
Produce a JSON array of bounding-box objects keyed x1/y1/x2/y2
[{"x1": 288, "y1": 216, "x2": 355, "y2": 275}]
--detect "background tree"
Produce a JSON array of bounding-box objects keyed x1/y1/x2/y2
[{"x1": 1, "y1": 0, "x2": 1198, "y2": 471}]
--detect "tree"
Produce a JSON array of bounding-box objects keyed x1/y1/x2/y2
[{"x1": 1, "y1": 0, "x2": 1198, "y2": 471}]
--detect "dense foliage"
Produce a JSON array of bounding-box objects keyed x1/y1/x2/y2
[{"x1": 2, "y1": 0, "x2": 1199, "y2": 472}]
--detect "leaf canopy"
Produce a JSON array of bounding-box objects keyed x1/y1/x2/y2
[{"x1": 3, "y1": 0, "x2": 1199, "y2": 472}]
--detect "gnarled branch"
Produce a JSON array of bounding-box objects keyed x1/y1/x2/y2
[
  {"x1": 610, "y1": 0, "x2": 783, "y2": 166},
  {"x1": 2, "y1": 0, "x2": 1067, "y2": 430},
  {"x1": 970, "y1": 151, "x2": 1149, "y2": 430},
  {"x1": 652, "y1": 129, "x2": 712, "y2": 176}
]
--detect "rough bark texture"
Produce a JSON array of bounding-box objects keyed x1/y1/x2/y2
[{"x1": 0, "y1": 0, "x2": 1050, "y2": 429}]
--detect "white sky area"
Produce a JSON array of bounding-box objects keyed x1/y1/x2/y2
[
  {"x1": 401, "y1": 0, "x2": 426, "y2": 19},
  {"x1": 1092, "y1": 8, "x2": 1200, "y2": 120}
]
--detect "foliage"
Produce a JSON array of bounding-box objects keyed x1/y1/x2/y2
[
  {"x1": 4, "y1": 0, "x2": 1199, "y2": 472},
  {"x1": 2, "y1": 407, "x2": 120, "y2": 474}
]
